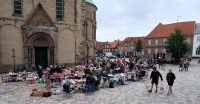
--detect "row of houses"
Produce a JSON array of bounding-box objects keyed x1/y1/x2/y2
[{"x1": 96, "y1": 21, "x2": 200, "y2": 60}]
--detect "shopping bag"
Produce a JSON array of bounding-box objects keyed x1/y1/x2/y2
[
  {"x1": 159, "y1": 82, "x2": 164, "y2": 93},
  {"x1": 145, "y1": 81, "x2": 151, "y2": 91}
]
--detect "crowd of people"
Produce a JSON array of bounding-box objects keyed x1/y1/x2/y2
[
  {"x1": 179, "y1": 58, "x2": 190, "y2": 72},
  {"x1": 31, "y1": 56, "x2": 151, "y2": 93},
  {"x1": 30, "y1": 56, "x2": 183, "y2": 96}
]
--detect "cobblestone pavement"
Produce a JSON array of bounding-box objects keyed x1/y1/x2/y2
[{"x1": 0, "y1": 60, "x2": 200, "y2": 104}]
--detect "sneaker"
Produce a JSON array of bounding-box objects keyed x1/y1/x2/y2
[
  {"x1": 148, "y1": 90, "x2": 152, "y2": 93},
  {"x1": 155, "y1": 90, "x2": 157, "y2": 93}
]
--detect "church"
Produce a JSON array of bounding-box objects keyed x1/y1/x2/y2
[{"x1": 0, "y1": 0, "x2": 97, "y2": 72}]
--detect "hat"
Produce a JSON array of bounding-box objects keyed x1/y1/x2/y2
[{"x1": 153, "y1": 67, "x2": 157, "y2": 70}]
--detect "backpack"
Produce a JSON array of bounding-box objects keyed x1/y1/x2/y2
[{"x1": 63, "y1": 84, "x2": 70, "y2": 93}]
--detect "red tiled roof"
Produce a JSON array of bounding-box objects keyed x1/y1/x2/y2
[
  {"x1": 96, "y1": 41, "x2": 106, "y2": 50},
  {"x1": 146, "y1": 21, "x2": 195, "y2": 38},
  {"x1": 96, "y1": 40, "x2": 121, "y2": 50},
  {"x1": 109, "y1": 41, "x2": 119, "y2": 48},
  {"x1": 119, "y1": 36, "x2": 145, "y2": 47}
]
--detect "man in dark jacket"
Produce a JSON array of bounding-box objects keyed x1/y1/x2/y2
[
  {"x1": 166, "y1": 69, "x2": 176, "y2": 95},
  {"x1": 129, "y1": 61, "x2": 134, "y2": 72},
  {"x1": 149, "y1": 67, "x2": 163, "y2": 93}
]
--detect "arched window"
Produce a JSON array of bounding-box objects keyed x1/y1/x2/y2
[
  {"x1": 56, "y1": 0, "x2": 64, "y2": 20},
  {"x1": 196, "y1": 46, "x2": 200, "y2": 55},
  {"x1": 13, "y1": 0, "x2": 22, "y2": 16}
]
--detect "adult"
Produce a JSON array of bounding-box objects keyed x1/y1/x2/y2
[
  {"x1": 179, "y1": 58, "x2": 184, "y2": 71},
  {"x1": 149, "y1": 67, "x2": 163, "y2": 93},
  {"x1": 184, "y1": 60, "x2": 189, "y2": 71},
  {"x1": 85, "y1": 74, "x2": 95, "y2": 93},
  {"x1": 166, "y1": 69, "x2": 176, "y2": 95},
  {"x1": 62, "y1": 77, "x2": 75, "y2": 93},
  {"x1": 129, "y1": 61, "x2": 134, "y2": 72},
  {"x1": 45, "y1": 67, "x2": 52, "y2": 90},
  {"x1": 37, "y1": 65, "x2": 43, "y2": 79},
  {"x1": 32, "y1": 64, "x2": 37, "y2": 72}
]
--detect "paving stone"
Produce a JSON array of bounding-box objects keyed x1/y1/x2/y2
[{"x1": 0, "y1": 61, "x2": 200, "y2": 104}]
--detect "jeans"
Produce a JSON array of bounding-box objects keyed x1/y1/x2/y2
[{"x1": 85, "y1": 83, "x2": 95, "y2": 93}]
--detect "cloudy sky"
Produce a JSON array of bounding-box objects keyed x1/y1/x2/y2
[{"x1": 93, "y1": 0, "x2": 200, "y2": 42}]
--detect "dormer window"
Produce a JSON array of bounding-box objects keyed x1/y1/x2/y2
[
  {"x1": 131, "y1": 41, "x2": 134, "y2": 45},
  {"x1": 125, "y1": 42, "x2": 128, "y2": 46}
]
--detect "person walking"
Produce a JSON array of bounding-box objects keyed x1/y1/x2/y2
[
  {"x1": 148, "y1": 67, "x2": 163, "y2": 93},
  {"x1": 166, "y1": 69, "x2": 176, "y2": 95}
]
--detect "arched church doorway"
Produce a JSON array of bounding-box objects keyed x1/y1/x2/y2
[
  {"x1": 27, "y1": 33, "x2": 55, "y2": 68},
  {"x1": 34, "y1": 38, "x2": 48, "y2": 68}
]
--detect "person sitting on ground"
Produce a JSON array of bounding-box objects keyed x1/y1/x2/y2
[
  {"x1": 62, "y1": 77, "x2": 75, "y2": 93},
  {"x1": 85, "y1": 74, "x2": 95, "y2": 93}
]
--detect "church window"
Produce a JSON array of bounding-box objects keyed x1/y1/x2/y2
[
  {"x1": 13, "y1": 0, "x2": 22, "y2": 16},
  {"x1": 56, "y1": 0, "x2": 64, "y2": 20}
]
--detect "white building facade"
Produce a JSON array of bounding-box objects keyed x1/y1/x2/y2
[{"x1": 192, "y1": 23, "x2": 200, "y2": 57}]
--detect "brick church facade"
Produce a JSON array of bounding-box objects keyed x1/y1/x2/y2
[{"x1": 0, "y1": 0, "x2": 97, "y2": 72}]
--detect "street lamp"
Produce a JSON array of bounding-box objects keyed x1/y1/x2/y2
[{"x1": 12, "y1": 48, "x2": 16, "y2": 73}]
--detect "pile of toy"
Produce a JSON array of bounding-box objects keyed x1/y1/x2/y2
[{"x1": 1, "y1": 72, "x2": 23, "y2": 82}]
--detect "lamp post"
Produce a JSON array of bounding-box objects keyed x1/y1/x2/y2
[{"x1": 12, "y1": 48, "x2": 16, "y2": 73}]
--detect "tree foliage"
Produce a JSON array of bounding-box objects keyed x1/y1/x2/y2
[
  {"x1": 135, "y1": 39, "x2": 143, "y2": 53},
  {"x1": 165, "y1": 28, "x2": 189, "y2": 60}
]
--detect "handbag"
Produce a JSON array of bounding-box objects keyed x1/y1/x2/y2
[
  {"x1": 159, "y1": 82, "x2": 164, "y2": 93},
  {"x1": 145, "y1": 81, "x2": 151, "y2": 91}
]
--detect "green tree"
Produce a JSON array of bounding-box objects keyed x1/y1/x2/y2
[
  {"x1": 135, "y1": 39, "x2": 143, "y2": 55},
  {"x1": 165, "y1": 28, "x2": 189, "y2": 61}
]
